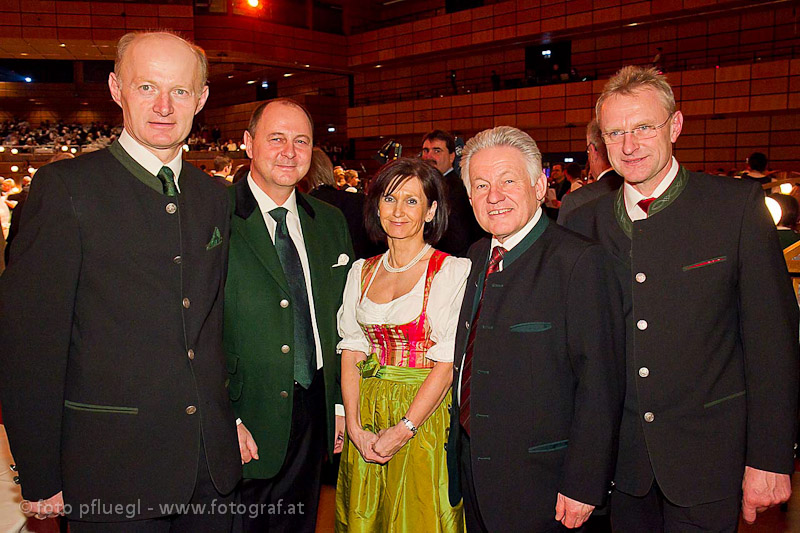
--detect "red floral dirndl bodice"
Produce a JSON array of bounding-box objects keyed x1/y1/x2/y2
[{"x1": 358, "y1": 250, "x2": 449, "y2": 369}]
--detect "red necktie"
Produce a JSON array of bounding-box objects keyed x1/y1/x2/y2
[
  {"x1": 460, "y1": 245, "x2": 507, "y2": 435},
  {"x1": 638, "y1": 197, "x2": 656, "y2": 215}
]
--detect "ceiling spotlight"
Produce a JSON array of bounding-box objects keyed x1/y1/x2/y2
[
  {"x1": 375, "y1": 64, "x2": 382, "y2": 68},
  {"x1": 247, "y1": 80, "x2": 256, "y2": 84},
  {"x1": 10, "y1": 148, "x2": 18, "y2": 155},
  {"x1": 183, "y1": 144, "x2": 189, "y2": 152},
  {"x1": 10, "y1": 165, "x2": 19, "y2": 172},
  {"x1": 228, "y1": 74, "x2": 234, "y2": 79},
  {"x1": 261, "y1": 81, "x2": 269, "y2": 89},
  {"x1": 27, "y1": 166, "x2": 35, "y2": 174},
  {"x1": 24, "y1": 77, "x2": 32, "y2": 83},
  {"x1": 283, "y1": 73, "x2": 293, "y2": 78},
  {"x1": 780, "y1": 183, "x2": 793, "y2": 195},
  {"x1": 20, "y1": 53, "x2": 28, "y2": 56},
  {"x1": 327, "y1": 126, "x2": 336, "y2": 133},
  {"x1": 247, "y1": 0, "x2": 259, "y2": 6},
  {"x1": 61, "y1": 145, "x2": 69, "y2": 152},
  {"x1": 0, "y1": 147, "x2": 5, "y2": 153},
  {"x1": 564, "y1": 157, "x2": 574, "y2": 163},
  {"x1": 70, "y1": 147, "x2": 77, "y2": 154},
  {"x1": 239, "y1": 143, "x2": 246, "y2": 150},
  {"x1": 60, "y1": 43, "x2": 66, "y2": 47},
  {"x1": 304, "y1": 64, "x2": 310, "y2": 68}
]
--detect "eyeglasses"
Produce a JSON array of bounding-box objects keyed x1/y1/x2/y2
[{"x1": 601, "y1": 113, "x2": 673, "y2": 144}]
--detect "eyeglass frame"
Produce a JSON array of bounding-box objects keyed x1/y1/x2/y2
[{"x1": 601, "y1": 113, "x2": 674, "y2": 144}]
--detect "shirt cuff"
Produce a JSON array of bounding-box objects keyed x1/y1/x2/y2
[
  {"x1": 335, "y1": 404, "x2": 345, "y2": 417},
  {"x1": 236, "y1": 418, "x2": 242, "y2": 426}
]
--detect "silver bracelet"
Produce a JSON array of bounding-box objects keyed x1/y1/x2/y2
[{"x1": 400, "y1": 416, "x2": 418, "y2": 437}]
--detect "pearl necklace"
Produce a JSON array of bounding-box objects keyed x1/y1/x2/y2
[{"x1": 381, "y1": 244, "x2": 431, "y2": 273}]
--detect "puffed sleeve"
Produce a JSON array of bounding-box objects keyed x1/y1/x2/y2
[
  {"x1": 336, "y1": 258, "x2": 371, "y2": 354},
  {"x1": 425, "y1": 256, "x2": 472, "y2": 362}
]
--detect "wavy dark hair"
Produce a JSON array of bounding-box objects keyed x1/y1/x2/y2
[{"x1": 364, "y1": 157, "x2": 449, "y2": 245}]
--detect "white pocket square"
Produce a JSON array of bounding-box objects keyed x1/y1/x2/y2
[{"x1": 332, "y1": 253, "x2": 350, "y2": 268}]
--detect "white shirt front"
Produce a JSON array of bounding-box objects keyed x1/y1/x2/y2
[
  {"x1": 247, "y1": 174, "x2": 324, "y2": 370},
  {"x1": 623, "y1": 157, "x2": 679, "y2": 221},
  {"x1": 118, "y1": 129, "x2": 182, "y2": 193}
]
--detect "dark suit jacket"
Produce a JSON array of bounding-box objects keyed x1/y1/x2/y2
[
  {"x1": 446, "y1": 215, "x2": 625, "y2": 532},
  {"x1": 437, "y1": 168, "x2": 483, "y2": 257},
  {"x1": 564, "y1": 168, "x2": 799, "y2": 506},
  {"x1": 557, "y1": 170, "x2": 622, "y2": 224},
  {"x1": 309, "y1": 184, "x2": 384, "y2": 260},
  {"x1": 224, "y1": 179, "x2": 353, "y2": 479},
  {"x1": 0, "y1": 147, "x2": 241, "y2": 520},
  {"x1": 3, "y1": 188, "x2": 28, "y2": 265}
]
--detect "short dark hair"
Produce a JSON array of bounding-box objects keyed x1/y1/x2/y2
[
  {"x1": 565, "y1": 162, "x2": 582, "y2": 180},
  {"x1": 364, "y1": 157, "x2": 449, "y2": 245},
  {"x1": 748, "y1": 152, "x2": 768, "y2": 172},
  {"x1": 248, "y1": 98, "x2": 314, "y2": 137},
  {"x1": 214, "y1": 155, "x2": 232, "y2": 172},
  {"x1": 422, "y1": 129, "x2": 455, "y2": 154}
]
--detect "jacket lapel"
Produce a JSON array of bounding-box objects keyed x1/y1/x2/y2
[
  {"x1": 232, "y1": 179, "x2": 289, "y2": 295},
  {"x1": 296, "y1": 194, "x2": 329, "y2": 319}
]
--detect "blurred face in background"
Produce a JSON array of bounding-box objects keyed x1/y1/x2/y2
[{"x1": 422, "y1": 139, "x2": 455, "y2": 175}]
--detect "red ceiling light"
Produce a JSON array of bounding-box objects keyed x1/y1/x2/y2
[{"x1": 247, "y1": 0, "x2": 259, "y2": 6}]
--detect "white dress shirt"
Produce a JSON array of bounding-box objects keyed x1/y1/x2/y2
[
  {"x1": 623, "y1": 157, "x2": 679, "y2": 221},
  {"x1": 118, "y1": 129, "x2": 182, "y2": 192},
  {"x1": 247, "y1": 174, "x2": 324, "y2": 370}
]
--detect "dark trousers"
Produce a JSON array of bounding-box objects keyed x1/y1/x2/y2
[
  {"x1": 68, "y1": 438, "x2": 236, "y2": 532},
  {"x1": 459, "y1": 430, "x2": 489, "y2": 533},
  {"x1": 239, "y1": 370, "x2": 326, "y2": 533},
  {"x1": 610, "y1": 481, "x2": 740, "y2": 533}
]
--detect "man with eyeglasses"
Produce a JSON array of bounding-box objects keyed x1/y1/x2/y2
[{"x1": 564, "y1": 66, "x2": 798, "y2": 531}]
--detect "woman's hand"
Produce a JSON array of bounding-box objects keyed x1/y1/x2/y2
[
  {"x1": 372, "y1": 423, "x2": 414, "y2": 462},
  {"x1": 349, "y1": 426, "x2": 384, "y2": 463}
]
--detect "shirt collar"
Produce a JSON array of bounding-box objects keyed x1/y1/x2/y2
[
  {"x1": 490, "y1": 206, "x2": 542, "y2": 252},
  {"x1": 118, "y1": 129, "x2": 182, "y2": 182},
  {"x1": 595, "y1": 167, "x2": 613, "y2": 181},
  {"x1": 624, "y1": 156, "x2": 678, "y2": 218},
  {"x1": 247, "y1": 173, "x2": 298, "y2": 217}
]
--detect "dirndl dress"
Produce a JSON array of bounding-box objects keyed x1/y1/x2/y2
[{"x1": 335, "y1": 250, "x2": 467, "y2": 533}]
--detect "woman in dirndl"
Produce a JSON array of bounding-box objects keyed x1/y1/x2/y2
[{"x1": 335, "y1": 157, "x2": 470, "y2": 532}]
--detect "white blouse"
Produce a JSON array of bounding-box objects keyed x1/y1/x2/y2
[{"x1": 337, "y1": 255, "x2": 471, "y2": 363}]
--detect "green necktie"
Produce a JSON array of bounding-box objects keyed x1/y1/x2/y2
[
  {"x1": 269, "y1": 207, "x2": 316, "y2": 388},
  {"x1": 157, "y1": 166, "x2": 177, "y2": 197}
]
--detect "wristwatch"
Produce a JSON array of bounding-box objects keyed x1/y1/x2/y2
[{"x1": 400, "y1": 416, "x2": 418, "y2": 437}]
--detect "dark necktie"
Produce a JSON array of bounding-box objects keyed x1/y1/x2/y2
[
  {"x1": 459, "y1": 245, "x2": 506, "y2": 435},
  {"x1": 269, "y1": 207, "x2": 315, "y2": 388},
  {"x1": 638, "y1": 197, "x2": 656, "y2": 216},
  {"x1": 157, "y1": 166, "x2": 177, "y2": 197}
]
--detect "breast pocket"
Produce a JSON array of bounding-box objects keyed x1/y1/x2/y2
[{"x1": 509, "y1": 322, "x2": 552, "y2": 333}]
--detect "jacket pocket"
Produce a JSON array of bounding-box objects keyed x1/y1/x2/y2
[
  {"x1": 528, "y1": 439, "x2": 569, "y2": 453},
  {"x1": 704, "y1": 390, "x2": 745, "y2": 409},
  {"x1": 682, "y1": 256, "x2": 727, "y2": 272},
  {"x1": 64, "y1": 400, "x2": 138, "y2": 415},
  {"x1": 510, "y1": 322, "x2": 552, "y2": 333}
]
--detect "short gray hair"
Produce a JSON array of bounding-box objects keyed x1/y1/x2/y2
[
  {"x1": 595, "y1": 66, "x2": 675, "y2": 128},
  {"x1": 115, "y1": 31, "x2": 209, "y2": 89},
  {"x1": 461, "y1": 126, "x2": 542, "y2": 190}
]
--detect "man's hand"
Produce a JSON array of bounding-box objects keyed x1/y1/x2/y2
[
  {"x1": 372, "y1": 423, "x2": 413, "y2": 463},
  {"x1": 237, "y1": 422, "x2": 259, "y2": 464},
  {"x1": 555, "y1": 493, "x2": 594, "y2": 529},
  {"x1": 21, "y1": 492, "x2": 64, "y2": 520},
  {"x1": 741, "y1": 466, "x2": 791, "y2": 524},
  {"x1": 333, "y1": 415, "x2": 345, "y2": 454}
]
